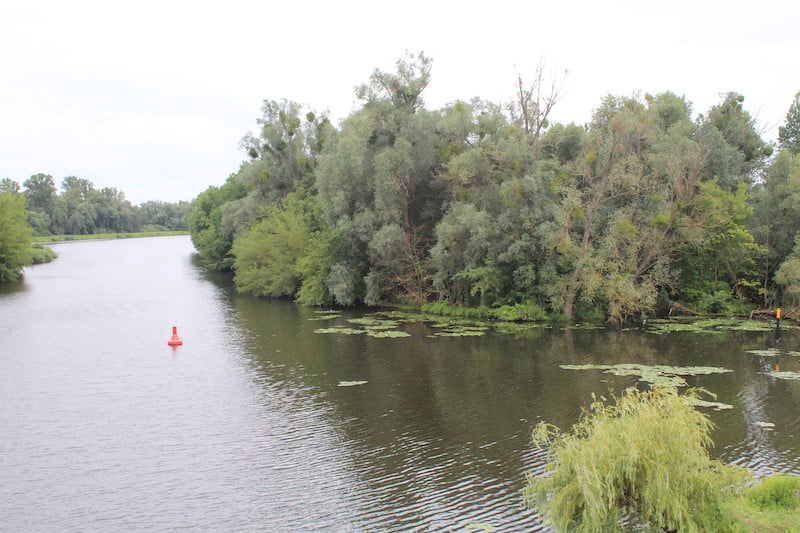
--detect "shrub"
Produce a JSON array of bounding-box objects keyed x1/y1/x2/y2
[
  {"x1": 27, "y1": 244, "x2": 57, "y2": 265},
  {"x1": 747, "y1": 475, "x2": 800, "y2": 510},
  {"x1": 490, "y1": 302, "x2": 547, "y2": 321},
  {"x1": 524, "y1": 388, "x2": 750, "y2": 532}
]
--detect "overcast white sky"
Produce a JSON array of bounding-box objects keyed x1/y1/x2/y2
[{"x1": 2, "y1": 0, "x2": 798, "y2": 204}]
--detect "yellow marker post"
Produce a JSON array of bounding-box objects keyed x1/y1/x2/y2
[{"x1": 777, "y1": 307, "x2": 782, "y2": 319}]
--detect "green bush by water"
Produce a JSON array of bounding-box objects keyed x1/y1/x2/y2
[
  {"x1": 27, "y1": 244, "x2": 57, "y2": 265},
  {"x1": 747, "y1": 475, "x2": 800, "y2": 510},
  {"x1": 421, "y1": 300, "x2": 547, "y2": 322},
  {"x1": 525, "y1": 388, "x2": 750, "y2": 532}
]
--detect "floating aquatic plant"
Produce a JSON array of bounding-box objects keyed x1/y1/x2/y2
[
  {"x1": 646, "y1": 318, "x2": 779, "y2": 334},
  {"x1": 314, "y1": 315, "x2": 410, "y2": 338},
  {"x1": 362, "y1": 324, "x2": 402, "y2": 331},
  {"x1": 433, "y1": 327, "x2": 487, "y2": 337},
  {"x1": 314, "y1": 327, "x2": 366, "y2": 335},
  {"x1": 365, "y1": 330, "x2": 411, "y2": 338},
  {"x1": 347, "y1": 317, "x2": 399, "y2": 327},
  {"x1": 747, "y1": 348, "x2": 781, "y2": 357},
  {"x1": 766, "y1": 370, "x2": 800, "y2": 380},
  {"x1": 338, "y1": 380, "x2": 368, "y2": 387},
  {"x1": 308, "y1": 313, "x2": 342, "y2": 321},
  {"x1": 688, "y1": 398, "x2": 734, "y2": 410},
  {"x1": 560, "y1": 363, "x2": 733, "y2": 388}
]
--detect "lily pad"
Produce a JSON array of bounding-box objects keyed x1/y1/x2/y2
[
  {"x1": 688, "y1": 398, "x2": 734, "y2": 410},
  {"x1": 559, "y1": 363, "x2": 733, "y2": 388},
  {"x1": 363, "y1": 324, "x2": 403, "y2": 331},
  {"x1": 338, "y1": 380, "x2": 368, "y2": 387},
  {"x1": 746, "y1": 348, "x2": 781, "y2": 357},
  {"x1": 314, "y1": 327, "x2": 366, "y2": 335},
  {"x1": 348, "y1": 317, "x2": 399, "y2": 327},
  {"x1": 308, "y1": 313, "x2": 342, "y2": 321},
  {"x1": 434, "y1": 329, "x2": 487, "y2": 337},
  {"x1": 766, "y1": 370, "x2": 800, "y2": 380},
  {"x1": 365, "y1": 330, "x2": 411, "y2": 338},
  {"x1": 646, "y1": 318, "x2": 778, "y2": 334}
]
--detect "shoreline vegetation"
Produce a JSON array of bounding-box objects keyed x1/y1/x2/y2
[
  {"x1": 526, "y1": 387, "x2": 800, "y2": 532},
  {"x1": 33, "y1": 230, "x2": 188, "y2": 244},
  {"x1": 186, "y1": 53, "x2": 800, "y2": 326},
  {"x1": 1, "y1": 173, "x2": 190, "y2": 282},
  {"x1": 20, "y1": 231, "x2": 189, "y2": 270}
]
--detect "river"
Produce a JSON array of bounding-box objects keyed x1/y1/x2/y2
[{"x1": 1, "y1": 236, "x2": 798, "y2": 532}]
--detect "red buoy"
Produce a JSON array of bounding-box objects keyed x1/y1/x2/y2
[{"x1": 167, "y1": 326, "x2": 183, "y2": 346}]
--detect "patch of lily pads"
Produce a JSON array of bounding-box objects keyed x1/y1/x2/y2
[
  {"x1": 687, "y1": 398, "x2": 735, "y2": 411},
  {"x1": 430, "y1": 324, "x2": 489, "y2": 337},
  {"x1": 746, "y1": 348, "x2": 781, "y2": 357},
  {"x1": 338, "y1": 380, "x2": 368, "y2": 387},
  {"x1": 559, "y1": 363, "x2": 734, "y2": 388},
  {"x1": 348, "y1": 317, "x2": 400, "y2": 327},
  {"x1": 313, "y1": 314, "x2": 411, "y2": 338},
  {"x1": 766, "y1": 370, "x2": 800, "y2": 380},
  {"x1": 747, "y1": 348, "x2": 800, "y2": 358},
  {"x1": 365, "y1": 330, "x2": 411, "y2": 338},
  {"x1": 314, "y1": 327, "x2": 366, "y2": 335},
  {"x1": 646, "y1": 317, "x2": 782, "y2": 334},
  {"x1": 309, "y1": 310, "x2": 342, "y2": 321}
]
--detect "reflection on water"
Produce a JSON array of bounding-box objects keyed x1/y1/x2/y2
[{"x1": 0, "y1": 236, "x2": 798, "y2": 531}]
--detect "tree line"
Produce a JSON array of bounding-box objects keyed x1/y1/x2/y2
[
  {"x1": 0, "y1": 174, "x2": 190, "y2": 282},
  {"x1": 0, "y1": 174, "x2": 190, "y2": 236},
  {"x1": 188, "y1": 52, "x2": 800, "y2": 323}
]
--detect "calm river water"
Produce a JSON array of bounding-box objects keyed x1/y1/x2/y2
[{"x1": 1, "y1": 236, "x2": 799, "y2": 532}]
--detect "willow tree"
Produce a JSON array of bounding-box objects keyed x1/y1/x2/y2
[
  {"x1": 526, "y1": 388, "x2": 750, "y2": 532},
  {"x1": 548, "y1": 93, "x2": 709, "y2": 322},
  {"x1": 188, "y1": 100, "x2": 331, "y2": 271},
  {"x1": 430, "y1": 89, "x2": 566, "y2": 309},
  {"x1": 317, "y1": 52, "x2": 446, "y2": 306}
]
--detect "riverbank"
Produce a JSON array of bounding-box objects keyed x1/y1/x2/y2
[{"x1": 33, "y1": 230, "x2": 188, "y2": 244}]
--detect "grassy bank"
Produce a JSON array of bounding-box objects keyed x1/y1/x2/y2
[
  {"x1": 27, "y1": 243, "x2": 57, "y2": 265},
  {"x1": 33, "y1": 230, "x2": 188, "y2": 244}
]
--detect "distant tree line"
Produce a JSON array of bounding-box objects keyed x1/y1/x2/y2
[
  {"x1": 0, "y1": 174, "x2": 190, "y2": 282},
  {"x1": 188, "y1": 52, "x2": 800, "y2": 323},
  {"x1": 0, "y1": 174, "x2": 190, "y2": 236}
]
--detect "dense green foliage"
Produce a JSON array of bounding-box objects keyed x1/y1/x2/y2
[
  {"x1": 525, "y1": 388, "x2": 800, "y2": 532},
  {"x1": 27, "y1": 243, "x2": 57, "y2": 265},
  {"x1": 188, "y1": 53, "x2": 800, "y2": 322},
  {"x1": 524, "y1": 388, "x2": 750, "y2": 532},
  {"x1": 2, "y1": 173, "x2": 190, "y2": 237},
  {"x1": 747, "y1": 475, "x2": 800, "y2": 510},
  {"x1": 0, "y1": 192, "x2": 33, "y2": 281}
]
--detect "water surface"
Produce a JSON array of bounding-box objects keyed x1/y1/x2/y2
[{"x1": 1, "y1": 236, "x2": 798, "y2": 531}]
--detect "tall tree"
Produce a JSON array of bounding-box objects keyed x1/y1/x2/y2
[
  {"x1": 697, "y1": 92, "x2": 767, "y2": 191},
  {"x1": 750, "y1": 150, "x2": 800, "y2": 303},
  {"x1": 0, "y1": 193, "x2": 33, "y2": 282},
  {"x1": 508, "y1": 60, "x2": 565, "y2": 161},
  {"x1": 0, "y1": 178, "x2": 20, "y2": 194},
  {"x1": 317, "y1": 53, "x2": 445, "y2": 305},
  {"x1": 23, "y1": 173, "x2": 57, "y2": 214},
  {"x1": 550, "y1": 93, "x2": 709, "y2": 322},
  {"x1": 778, "y1": 91, "x2": 800, "y2": 155}
]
